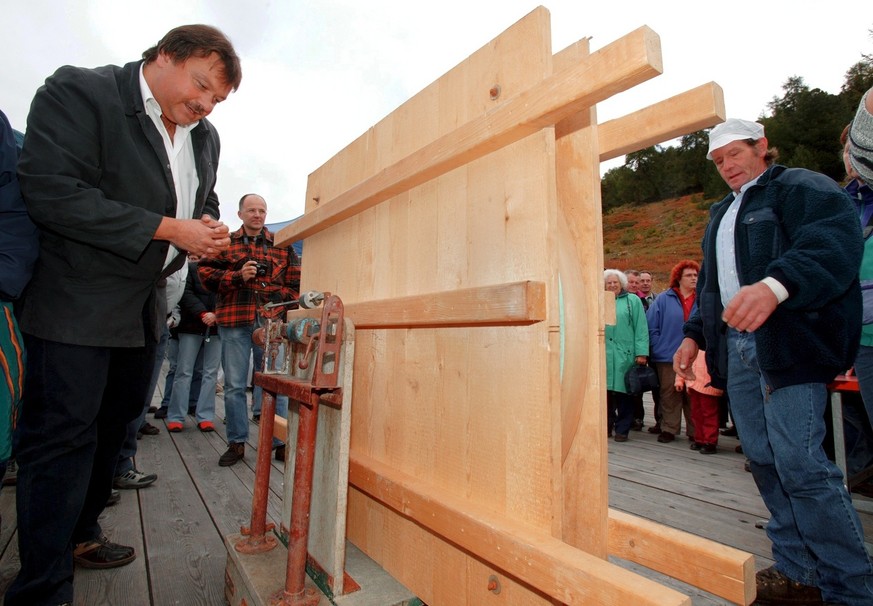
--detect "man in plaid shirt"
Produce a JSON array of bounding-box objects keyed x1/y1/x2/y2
[{"x1": 199, "y1": 193, "x2": 300, "y2": 466}]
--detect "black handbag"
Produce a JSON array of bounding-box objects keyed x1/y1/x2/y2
[
  {"x1": 622, "y1": 294, "x2": 659, "y2": 395},
  {"x1": 625, "y1": 364, "x2": 659, "y2": 395}
]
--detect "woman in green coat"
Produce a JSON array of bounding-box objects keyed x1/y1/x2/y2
[{"x1": 604, "y1": 269, "x2": 649, "y2": 441}]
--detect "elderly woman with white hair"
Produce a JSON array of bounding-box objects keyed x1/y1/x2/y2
[{"x1": 604, "y1": 269, "x2": 649, "y2": 442}]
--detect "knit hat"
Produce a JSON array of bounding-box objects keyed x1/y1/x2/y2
[
  {"x1": 707, "y1": 118, "x2": 765, "y2": 160},
  {"x1": 849, "y1": 90, "x2": 873, "y2": 183}
]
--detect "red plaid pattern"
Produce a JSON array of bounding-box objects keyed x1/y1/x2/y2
[{"x1": 198, "y1": 227, "x2": 300, "y2": 327}]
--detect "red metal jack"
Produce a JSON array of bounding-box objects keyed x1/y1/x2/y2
[{"x1": 239, "y1": 294, "x2": 346, "y2": 605}]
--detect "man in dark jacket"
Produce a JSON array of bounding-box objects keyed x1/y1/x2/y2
[
  {"x1": 7, "y1": 25, "x2": 240, "y2": 606},
  {"x1": 675, "y1": 119, "x2": 873, "y2": 606}
]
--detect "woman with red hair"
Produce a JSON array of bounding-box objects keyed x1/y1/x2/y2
[{"x1": 646, "y1": 260, "x2": 699, "y2": 443}]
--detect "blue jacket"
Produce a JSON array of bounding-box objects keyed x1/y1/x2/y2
[
  {"x1": 684, "y1": 165, "x2": 862, "y2": 390},
  {"x1": 647, "y1": 288, "x2": 696, "y2": 363},
  {"x1": 0, "y1": 109, "x2": 38, "y2": 301}
]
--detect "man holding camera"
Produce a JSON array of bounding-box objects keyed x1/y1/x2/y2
[{"x1": 198, "y1": 193, "x2": 300, "y2": 466}]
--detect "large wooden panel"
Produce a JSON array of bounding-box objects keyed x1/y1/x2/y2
[
  {"x1": 300, "y1": 9, "x2": 560, "y2": 604},
  {"x1": 280, "y1": 4, "x2": 749, "y2": 604}
]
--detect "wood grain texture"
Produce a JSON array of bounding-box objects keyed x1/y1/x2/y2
[
  {"x1": 552, "y1": 36, "x2": 610, "y2": 558},
  {"x1": 275, "y1": 23, "x2": 662, "y2": 246},
  {"x1": 349, "y1": 452, "x2": 692, "y2": 606},
  {"x1": 298, "y1": 9, "x2": 563, "y2": 604},
  {"x1": 594, "y1": 82, "x2": 726, "y2": 161}
]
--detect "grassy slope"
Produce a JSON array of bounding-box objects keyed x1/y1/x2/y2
[{"x1": 602, "y1": 193, "x2": 715, "y2": 286}]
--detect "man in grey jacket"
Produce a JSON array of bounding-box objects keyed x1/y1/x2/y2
[
  {"x1": 7, "y1": 25, "x2": 240, "y2": 606},
  {"x1": 675, "y1": 119, "x2": 873, "y2": 606}
]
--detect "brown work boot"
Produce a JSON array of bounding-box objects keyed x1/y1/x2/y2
[
  {"x1": 754, "y1": 565, "x2": 823, "y2": 605},
  {"x1": 219, "y1": 443, "x2": 245, "y2": 467}
]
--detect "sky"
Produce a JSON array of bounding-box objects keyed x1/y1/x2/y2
[{"x1": 2, "y1": 1, "x2": 871, "y2": 229}]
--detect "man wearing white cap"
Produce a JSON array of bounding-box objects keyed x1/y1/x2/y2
[{"x1": 674, "y1": 119, "x2": 873, "y2": 605}]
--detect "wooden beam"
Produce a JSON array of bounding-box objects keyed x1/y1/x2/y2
[
  {"x1": 592, "y1": 82, "x2": 726, "y2": 161},
  {"x1": 608, "y1": 510, "x2": 755, "y2": 605},
  {"x1": 285, "y1": 281, "x2": 546, "y2": 329},
  {"x1": 275, "y1": 26, "x2": 662, "y2": 247},
  {"x1": 349, "y1": 452, "x2": 691, "y2": 606}
]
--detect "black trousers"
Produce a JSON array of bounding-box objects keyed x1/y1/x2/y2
[{"x1": 5, "y1": 332, "x2": 153, "y2": 606}]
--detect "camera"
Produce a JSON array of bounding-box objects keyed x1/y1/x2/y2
[{"x1": 253, "y1": 260, "x2": 270, "y2": 277}]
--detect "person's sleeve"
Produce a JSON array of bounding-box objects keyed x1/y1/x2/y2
[
  {"x1": 766, "y1": 177, "x2": 862, "y2": 310},
  {"x1": 633, "y1": 297, "x2": 650, "y2": 356},
  {"x1": 198, "y1": 252, "x2": 241, "y2": 294},
  {"x1": 0, "y1": 112, "x2": 39, "y2": 300},
  {"x1": 17, "y1": 67, "x2": 163, "y2": 261}
]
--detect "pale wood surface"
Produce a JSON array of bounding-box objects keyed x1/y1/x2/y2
[
  {"x1": 299, "y1": 9, "x2": 566, "y2": 604},
  {"x1": 282, "y1": 6, "x2": 746, "y2": 604},
  {"x1": 0, "y1": 386, "x2": 870, "y2": 604}
]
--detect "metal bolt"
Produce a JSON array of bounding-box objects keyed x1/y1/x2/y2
[{"x1": 487, "y1": 574, "x2": 501, "y2": 594}]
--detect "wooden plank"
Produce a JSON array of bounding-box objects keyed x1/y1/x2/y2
[
  {"x1": 72, "y1": 492, "x2": 149, "y2": 606},
  {"x1": 608, "y1": 510, "x2": 755, "y2": 606},
  {"x1": 135, "y1": 429, "x2": 228, "y2": 606},
  {"x1": 275, "y1": 25, "x2": 662, "y2": 247},
  {"x1": 320, "y1": 281, "x2": 545, "y2": 328},
  {"x1": 0, "y1": 484, "x2": 17, "y2": 596},
  {"x1": 349, "y1": 452, "x2": 692, "y2": 606},
  {"x1": 592, "y1": 83, "x2": 726, "y2": 161},
  {"x1": 552, "y1": 37, "x2": 610, "y2": 558}
]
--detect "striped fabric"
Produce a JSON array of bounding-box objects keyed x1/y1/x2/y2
[{"x1": 0, "y1": 302, "x2": 25, "y2": 461}]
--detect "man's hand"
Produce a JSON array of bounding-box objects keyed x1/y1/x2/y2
[
  {"x1": 722, "y1": 282, "x2": 778, "y2": 332},
  {"x1": 201, "y1": 311, "x2": 218, "y2": 326},
  {"x1": 239, "y1": 260, "x2": 258, "y2": 282},
  {"x1": 673, "y1": 337, "x2": 699, "y2": 381},
  {"x1": 155, "y1": 215, "x2": 230, "y2": 257}
]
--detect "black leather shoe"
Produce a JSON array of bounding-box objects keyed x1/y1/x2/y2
[
  {"x1": 73, "y1": 534, "x2": 135, "y2": 569},
  {"x1": 139, "y1": 422, "x2": 160, "y2": 436},
  {"x1": 689, "y1": 441, "x2": 702, "y2": 450},
  {"x1": 153, "y1": 407, "x2": 168, "y2": 419},
  {"x1": 274, "y1": 444, "x2": 286, "y2": 462},
  {"x1": 699, "y1": 444, "x2": 717, "y2": 455},
  {"x1": 252, "y1": 414, "x2": 260, "y2": 424},
  {"x1": 657, "y1": 431, "x2": 675, "y2": 443},
  {"x1": 219, "y1": 443, "x2": 245, "y2": 467}
]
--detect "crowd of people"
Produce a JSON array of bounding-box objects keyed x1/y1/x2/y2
[{"x1": 2, "y1": 19, "x2": 873, "y2": 606}]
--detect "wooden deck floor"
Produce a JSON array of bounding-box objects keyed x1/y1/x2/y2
[{"x1": 0, "y1": 389, "x2": 870, "y2": 605}]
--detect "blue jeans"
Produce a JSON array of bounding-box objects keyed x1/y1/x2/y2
[
  {"x1": 727, "y1": 329, "x2": 873, "y2": 604},
  {"x1": 160, "y1": 336, "x2": 203, "y2": 410},
  {"x1": 606, "y1": 391, "x2": 634, "y2": 436},
  {"x1": 219, "y1": 324, "x2": 287, "y2": 446},
  {"x1": 168, "y1": 333, "x2": 221, "y2": 423},
  {"x1": 852, "y1": 344, "x2": 873, "y2": 439}
]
